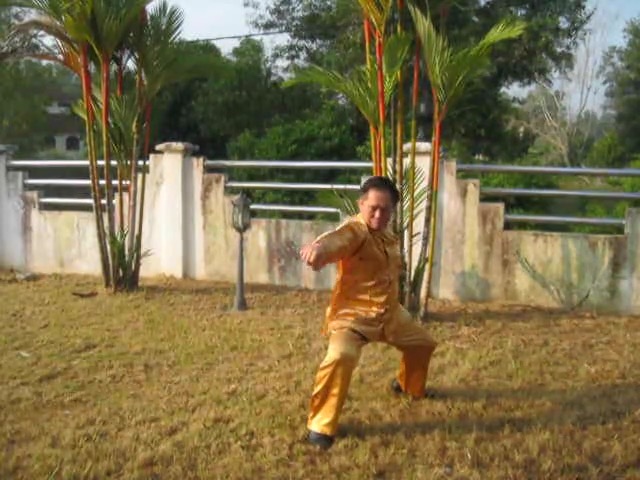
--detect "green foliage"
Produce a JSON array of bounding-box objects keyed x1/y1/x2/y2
[
  {"x1": 284, "y1": 31, "x2": 412, "y2": 130},
  {"x1": 603, "y1": 17, "x2": 640, "y2": 159},
  {"x1": 248, "y1": 0, "x2": 592, "y2": 157},
  {"x1": 586, "y1": 132, "x2": 627, "y2": 168},
  {"x1": 0, "y1": 58, "x2": 80, "y2": 156},
  {"x1": 226, "y1": 102, "x2": 362, "y2": 219},
  {"x1": 409, "y1": 4, "x2": 526, "y2": 120},
  {"x1": 152, "y1": 38, "x2": 351, "y2": 159}
]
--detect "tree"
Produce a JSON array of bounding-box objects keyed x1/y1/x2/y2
[
  {"x1": 602, "y1": 16, "x2": 640, "y2": 159},
  {"x1": 0, "y1": 8, "x2": 78, "y2": 155},
  {"x1": 0, "y1": 60, "x2": 63, "y2": 154},
  {"x1": 227, "y1": 102, "x2": 361, "y2": 218},
  {"x1": 11, "y1": 0, "x2": 213, "y2": 291},
  {"x1": 514, "y1": 9, "x2": 609, "y2": 167},
  {"x1": 152, "y1": 38, "x2": 336, "y2": 158},
  {"x1": 408, "y1": 4, "x2": 525, "y2": 314},
  {"x1": 247, "y1": 0, "x2": 592, "y2": 157}
]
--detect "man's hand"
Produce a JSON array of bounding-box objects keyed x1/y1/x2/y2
[{"x1": 299, "y1": 242, "x2": 324, "y2": 271}]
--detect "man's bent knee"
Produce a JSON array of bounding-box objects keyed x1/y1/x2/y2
[{"x1": 324, "y1": 344, "x2": 360, "y2": 366}]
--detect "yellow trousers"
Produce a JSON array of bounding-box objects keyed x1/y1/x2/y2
[{"x1": 307, "y1": 307, "x2": 437, "y2": 437}]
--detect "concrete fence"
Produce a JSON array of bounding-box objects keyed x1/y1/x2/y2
[{"x1": 1, "y1": 142, "x2": 640, "y2": 314}]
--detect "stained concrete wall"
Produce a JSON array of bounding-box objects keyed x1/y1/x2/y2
[
  {"x1": 2, "y1": 143, "x2": 640, "y2": 313},
  {"x1": 430, "y1": 159, "x2": 640, "y2": 314},
  {"x1": 0, "y1": 144, "x2": 338, "y2": 291}
]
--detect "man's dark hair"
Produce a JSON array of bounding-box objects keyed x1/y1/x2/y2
[{"x1": 360, "y1": 175, "x2": 400, "y2": 206}]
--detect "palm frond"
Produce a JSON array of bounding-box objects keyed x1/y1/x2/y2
[
  {"x1": 108, "y1": 92, "x2": 140, "y2": 171},
  {"x1": 89, "y1": 0, "x2": 151, "y2": 57},
  {"x1": 285, "y1": 32, "x2": 410, "y2": 131},
  {"x1": 285, "y1": 65, "x2": 379, "y2": 127},
  {"x1": 382, "y1": 30, "x2": 412, "y2": 103},
  {"x1": 333, "y1": 190, "x2": 359, "y2": 218},
  {"x1": 400, "y1": 164, "x2": 428, "y2": 242},
  {"x1": 408, "y1": 4, "x2": 525, "y2": 118},
  {"x1": 357, "y1": 0, "x2": 394, "y2": 34},
  {"x1": 135, "y1": 3, "x2": 213, "y2": 103}
]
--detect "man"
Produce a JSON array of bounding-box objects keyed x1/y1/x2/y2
[{"x1": 299, "y1": 175, "x2": 438, "y2": 450}]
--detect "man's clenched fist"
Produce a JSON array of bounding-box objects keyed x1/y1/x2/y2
[{"x1": 299, "y1": 242, "x2": 324, "y2": 271}]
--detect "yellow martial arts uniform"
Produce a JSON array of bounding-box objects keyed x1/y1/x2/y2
[{"x1": 307, "y1": 214, "x2": 438, "y2": 437}]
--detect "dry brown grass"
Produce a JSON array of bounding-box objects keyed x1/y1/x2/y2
[{"x1": 1, "y1": 271, "x2": 639, "y2": 479}]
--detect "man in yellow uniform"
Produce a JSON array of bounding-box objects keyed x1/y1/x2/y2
[{"x1": 299, "y1": 175, "x2": 438, "y2": 450}]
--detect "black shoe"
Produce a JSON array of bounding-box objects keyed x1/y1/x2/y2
[
  {"x1": 308, "y1": 430, "x2": 334, "y2": 450},
  {"x1": 391, "y1": 378, "x2": 441, "y2": 399},
  {"x1": 390, "y1": 378, "x2": 404, "y2": 395}
]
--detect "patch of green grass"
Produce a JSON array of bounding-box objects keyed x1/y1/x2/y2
[{"x1": 1, "y1": 272, "x2": 639, "y2": 479}]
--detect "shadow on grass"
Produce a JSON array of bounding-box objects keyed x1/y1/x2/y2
[
  {"x1": 140, "y1": 282, "x2": 303, "y2": 298},
  {"x1": 425, "y1": 304, "x2": 593, "y2": 324},
  {"x1": 340, "y1": 382, "x2": 640, "y2": 438}
]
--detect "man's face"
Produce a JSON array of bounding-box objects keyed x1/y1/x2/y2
[{"x1": 358, "y1": 188, "x2": 395, "y2": 231}]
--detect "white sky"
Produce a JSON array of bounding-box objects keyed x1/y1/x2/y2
[
  {"x1": 170, "y1": 0, "x2": 639, "y2": 52},
  {"x1": 170, "y1": 0, "x2": 274, "y2": 53}
]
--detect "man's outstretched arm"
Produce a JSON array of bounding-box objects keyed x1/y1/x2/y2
[{"x1": 300, "y1": 220, "x2": 367, "y2": 271}]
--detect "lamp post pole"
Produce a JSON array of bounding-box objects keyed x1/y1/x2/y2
[
  {"x1": 232, "y1": 190, "x2": 251, "y2": 311},
  {"x1": 234, "y1": 230, "x2": 247, "y2": 311}
]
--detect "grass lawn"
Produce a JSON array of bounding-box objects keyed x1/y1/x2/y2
[{"x1": 1, "y1": 272, "x2": 639, "y2": 479}]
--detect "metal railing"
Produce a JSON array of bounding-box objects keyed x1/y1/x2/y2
[
  {"x1": 206, "y1": 159, "x2": 370, "y2": 170},
  {"x1": 457, "y1": 164, "x2": 640, "y2": 177},
  {"x1": 24, "y1": 179, "x2": 128, "y2": 188},
  {"x1": 8, "y1": 158, "x2": 640, "y2": 228},
  {"x1": 39, "y1": 198, "x2": 108, "y2": 206},
  {"x1": 504, "y1": 214, "x2": 624, "y2": 227},
  {"x1": 250, "y1": 204, "x2": 341, "y2": 215},
  {"x1": 457, "y1": 163, "x2": 640, "y2": 228},
  {"x1": 208, "y1": 159, "x2": 368, "y2": 218},
  {"x1": 481, "y1": 187, "x2": 640, "y2": 201},
  {"x1": 226, "y1": 180, "x2": 360, "y2": 192},
  {"x1": 213, "y1": 160, "x2": 640, "y2": 227},
  {"x1": 7, "y1": 159, "x2": 145, "y2": 168},
  {"x1": 7, "y1": 159, "x2": 138, "y2": 208}
]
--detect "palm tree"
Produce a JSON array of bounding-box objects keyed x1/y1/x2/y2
[
  {"x1": 284, "y1": 30, "x2": 411, "y2": 176},
  {"x1": 357, "y1": 0, "x2": 394, "y2": 175},
  {"x1": 407, "y1": 4, "x2": 525, "y2": 314},
  {"x1": 127, "y1": 0, "x2": 214, "y2": 287},
  {"x1": 10, "y1": 0, "x2": 114, "y2": 287},
  {"x1": 10, "y1": 0, "x2": 213, "y2": 291},
  {"x1": 86, "y1": 0, "x2": 151, "y2": 285}
]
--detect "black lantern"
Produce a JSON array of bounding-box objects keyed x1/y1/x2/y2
[
  {"x1": 232, "y1": 191, "x2": 252, "y2": 233},
  {"x1": 231, "y1": 191, "x2": 251, "y2": 311}
]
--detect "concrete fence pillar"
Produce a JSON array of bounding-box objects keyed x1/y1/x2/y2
[
  {"x1": 401, "y1": 142, "x2": 432, "y2": 284},
  {"x1": 622, "y1": 208, "x2": 640, "y2": 314},
  {"x1": 140, "y1": 142, "x2": 205, "y2": 279},
  {"x1": 399, "y1": 143, "x2": 483, "y2": 303},
  {"x1": 0, "y1": 147, "x2": 27, "y2": 271}
]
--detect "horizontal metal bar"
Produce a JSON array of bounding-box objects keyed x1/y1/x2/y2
[
  {"x1": 39, "y1": 198, "x2": 110, "y2": 206},
  {"x1": 207, "y1": 160, "x2": 371, "y2": 170},
  {"x1": 482, "y1": 187, "x2": 640, "y2": 201},
  {"x1": 458, "y1": 164, "x2": 640, "y2": 177},
  {"x1": 25, "y1": 179, "x2": 128, "y2": 187},
  {"x1": 250, "y1": 204, "x2": 341, "y2": 215},
  {"x1": 227, "y1": 181, "x2": 360, "y2": 191},
  {"x1": 8, "y1": 159, "x2": 145, "y2": 168},
  {"x1": 504, "y1": 214, "x2": 624, "y2": 227}
]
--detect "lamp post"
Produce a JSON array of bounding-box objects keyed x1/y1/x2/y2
[{"x1": 231, "y1": 191, "x2": 252, "y2": 311}]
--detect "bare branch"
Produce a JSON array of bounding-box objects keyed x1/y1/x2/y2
[{"x1": 514, "y1": 3, "x2": 611, "y2": 166}]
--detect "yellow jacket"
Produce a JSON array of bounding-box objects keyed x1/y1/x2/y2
[{"x1": 314, "y1": 214, "x2": 402, "y2": 336}]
